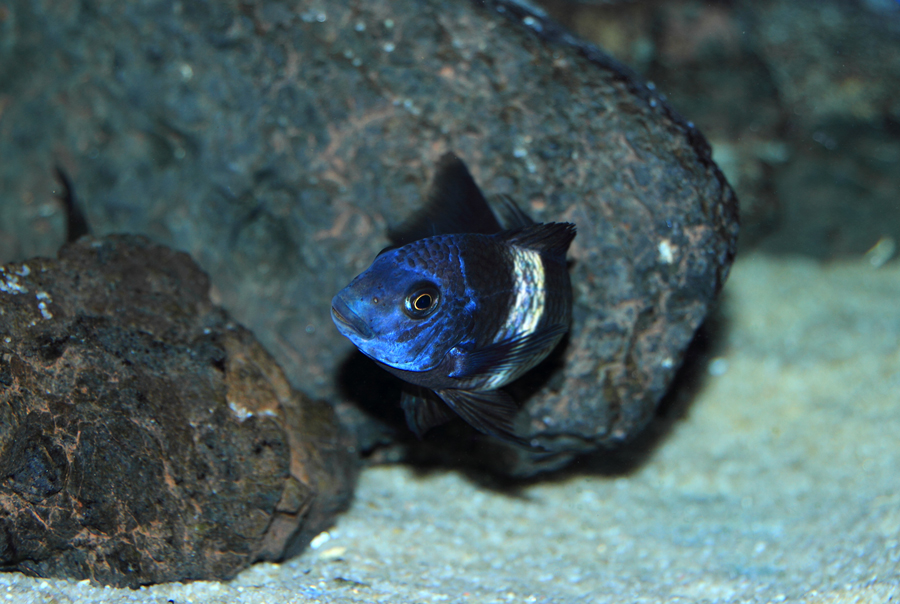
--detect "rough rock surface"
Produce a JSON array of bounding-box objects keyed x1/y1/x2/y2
[
  {"x1": 0, "y1": 235, "x2": 357, "y2": 587},
  {"x1": 0, "y1": 0, "x2": 737, "y2": 474}
]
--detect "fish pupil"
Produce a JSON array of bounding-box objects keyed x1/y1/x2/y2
[
  {"x1": 403, "y1": 282, "x2": 440, "y2": 319},
  {"x1": 413, "y1": 293, "x2": 432, "y2": 310}
]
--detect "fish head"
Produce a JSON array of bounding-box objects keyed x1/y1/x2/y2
[{"x1": 331, "y1": 237, "x2": 472, "y2": 372}]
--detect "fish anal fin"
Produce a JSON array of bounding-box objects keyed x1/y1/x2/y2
[
  {"x1": 401, "y1": 387, "x2": 457, "y2": 439},
  {"x1": 436, "y1": 388, "x2": 529, "y2": 445},
  {"x1": 448, "y1": 324, "x2": 568, "y2": 379}
]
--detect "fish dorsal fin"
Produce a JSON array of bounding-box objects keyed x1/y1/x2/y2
[
  {"x1": 448, "y1": 323, "x2": 569, "y2": 380},
  {"x1": 488, "y1": 194, "x2": 536, "y2": 229},
  {"x1": 388, "y1": 153, "x2": 503, "y2": 246},
  {"x1": 435, "y1": 388, "x2": 531, "y2": 446},
  {"x1": 374, "y1": 244, "x2": 397, "y2": 258},
  {"x1": 401, "y1": 386, "x2": 457, "y2": 438},
  {"x1": 499, "y1": 222, "x2": 576, "y2": 258}
]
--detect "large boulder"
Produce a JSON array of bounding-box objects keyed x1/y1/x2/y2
[
  {"x1": 0, "y1": 0, "x2": 738, "y2": 474},
  {"x1": 0, "y1": 235, "x2": 357, "y2": 587}
]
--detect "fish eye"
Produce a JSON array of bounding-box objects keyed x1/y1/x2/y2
[
  {"x1": 403, "y1": 282, "x2": 440, "y2": 319},
  {"x1": 412, "y1": 292, "x2": 433, "y2": 311}
]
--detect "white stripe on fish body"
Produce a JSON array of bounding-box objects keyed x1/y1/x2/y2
[{"x1": 484, "y1": 246, "x2": 546, "y2": 389}]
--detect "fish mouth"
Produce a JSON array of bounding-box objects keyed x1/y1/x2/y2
[{"x1": 331, "y1": 295, "x2": 375, "y2": 340}]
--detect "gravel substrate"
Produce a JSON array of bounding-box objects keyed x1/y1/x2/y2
[{"x1": 3, "y1": 252, "x2": 899, "y2": 602}]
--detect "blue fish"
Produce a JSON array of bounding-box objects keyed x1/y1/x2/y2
[{"x1": 331, "y1": 153, "x2": 575, "y2": 444}]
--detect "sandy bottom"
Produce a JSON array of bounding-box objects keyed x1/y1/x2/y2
[{"x1": 4, "y1": 253, "x2": 899, "y2": 603}]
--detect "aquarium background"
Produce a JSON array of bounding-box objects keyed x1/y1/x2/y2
[
  {"x1": 1, "y1": 0, "x2": 899, "y2": 602},
  {"x1": 541, "y1": 0, "x2": 900, "y2": 262}
]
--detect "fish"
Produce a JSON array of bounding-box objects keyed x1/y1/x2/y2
[{"x1": 331, "y1": 153, "x2": 575, "y2": 444}]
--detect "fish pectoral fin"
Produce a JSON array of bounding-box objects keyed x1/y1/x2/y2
[
  {"x1": 401, "y1": 387, "x2": 457, "y2": 439},
  {"x1": 448, "y1": 324, "x2": 569, "y2": 379},
  {"x1": 435, "y1": 388, "x2": 531, "y2": 446},
  {"x1": 497, "y1": 222, "x2": 576, "y2": 258}
]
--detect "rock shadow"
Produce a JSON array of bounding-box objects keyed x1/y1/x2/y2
[{"x1": 332, "y1": 293, "x2": 732, "y2": 493}]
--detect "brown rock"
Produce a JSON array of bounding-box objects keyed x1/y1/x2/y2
[{"x1": 0, "y1": 235, "x2": 357, "y2": 587}]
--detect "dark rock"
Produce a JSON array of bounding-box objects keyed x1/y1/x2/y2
[
  {"x1": 0, "y1": 235, "x2": 357, "y2": 587},
  {"x1": 0, "y1": 0, "x2": 737, "y2": 474}
]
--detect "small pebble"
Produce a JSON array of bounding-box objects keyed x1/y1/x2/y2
[
  {"x1": 310, "y1": 531, "x2": 331, "y2": 549},
  {"x1": 708, "y1": 357, "x2": 729, "y2": 376},
  {"x1": 318, "y1": 546, "x2": 347, "y2": 561}
]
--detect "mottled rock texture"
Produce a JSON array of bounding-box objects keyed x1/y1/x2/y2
[
  {"x1": 0, "y1": 0, "x2": 737, "y2": 474},
  {"x1": 0, "y1": 236, "x2": 357, "y2": 587}
]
